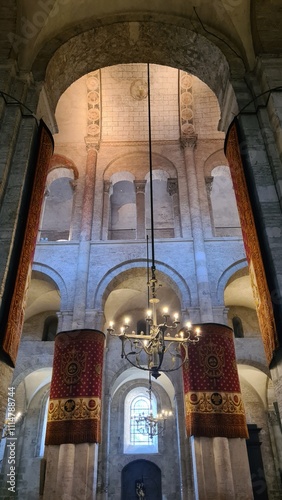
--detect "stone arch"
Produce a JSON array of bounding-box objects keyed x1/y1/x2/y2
[
  {"x1": 204, "y1": 148, "x2": 228, "y2": 177},
  {"x1": 92, "y1": 259, "x2": 191, "y2": 312},
  {"x1": 104, "y1": 151, "x2": 177, "y2": 181},
  {"x1": 38, "y1": 22, "x2": 233, "y2": 114},
  {"x1": 49, "y1": 154, "x2": 79, "y2": 179},
  {"x1": 32, "y1": 262, "x2": 69, "y2": 309},
  {"x1": 216, "y1": 259, "x2": 248, "y2": 304}
]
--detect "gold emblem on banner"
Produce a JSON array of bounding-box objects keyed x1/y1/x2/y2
[
  {"x1": 61, "y1": 348, "x2": 87, "y2": 385},
  {"x1": 199, "y1": 342, "x2": 225, "y2": 379}
]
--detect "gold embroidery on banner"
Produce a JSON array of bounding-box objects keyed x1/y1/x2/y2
[
  {"x1": 185, "y1": 391, "x2": 245, "y2": 415},
  {"x1": 48, "y1": 397, "x2": 101, "y2": 422},
  {"x1": 225, "y1": 122, "x2": 278, "y2": 364},
  {"x1": 3, "y1": 126, "x2": 53, "y2": 365},
  {"x1": 199, "y1": 342, "x2": 225, "y2": 379},
  {"x1": 61, "y1": 348, "x2": 87, "y2": 385}
]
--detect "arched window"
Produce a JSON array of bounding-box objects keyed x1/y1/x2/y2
[
  {"x1": 145, "y1": 170, "x2": 174, "y2": 238},
  {"x1": 124, "y1": 387, "x2": 158, "y2": 454},
  {"x1": 109, "y1": 173, "x2": 136, "y2": 240},
  {"x1": 40, "y1": 167, "x2": 75, "y2": 241},
  {"x1": 42, "y1": 315, "x2": 58, "y2": 341},
  {"x1": 209, "y1": 165, "x2": 241, "y2": 237},
  {"x1": 39, "y1": 396, "x2": 49, "y2": 457},
  {"x1": 232, "y1": 316, "x2": 244, "y2": 338}
]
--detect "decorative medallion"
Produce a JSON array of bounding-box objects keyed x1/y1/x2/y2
[
  {"x1": 88, "y1": 108, "x2": 100, "y2": 121},
  {"x1": 88, "y1": 91, "x2": 99, "y2": 104},
  {"x1": 130, "y1": 79, "x2": 148, "y2": 100},
  {"x1": 199, "y1": 342, "x2": 225, "y2": 379},
  {"x1": 64, "y1": 399, "x2": 76, "y2": 412},
  {"x1": 211, "y1": 392, "x2": 223, "y2": 406},
  {"x1": 61, "y1": 348, "x2": 87, "y2": 385},
  {"x1": 181, "y1": 92, "x2": 193, "y2": 106},
  {"x1": 85, "y1": 70, "x2": 101, "y2": 146},
  {"x1": 181, "y1": 108, "x2": 193, "y2": 121},
  {"x1": 86, "y1": 76, "x2": 99, "y2": 91},
  {"x1": 181, "y1": 74, "x2": 192, "y2": 89},
  {"x1": 181, "y1": 123, "x2": 195, "y2": 136},
  {"x1": 87, "y1": 124, "x2": 100, "y2": 136}
]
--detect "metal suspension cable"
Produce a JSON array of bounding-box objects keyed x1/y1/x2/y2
[{"x1": 147, "y1": 64, "x2": 156, "y2": 275}]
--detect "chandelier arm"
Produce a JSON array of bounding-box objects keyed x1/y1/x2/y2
[{"x1": 122, "y1": 354, "x2": 152, "y2": 372}]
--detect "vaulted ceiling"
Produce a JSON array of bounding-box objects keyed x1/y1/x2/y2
[{"x1": 1, "y1": 0, "x2": 281, "y2": 78}]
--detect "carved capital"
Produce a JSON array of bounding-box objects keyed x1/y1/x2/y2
[
  {"x1": 104, "y1": 180, "x2": 111, "y2": 193},
  {"x1": 180, "y1": 135, "x2": 198, "y2": 149},
  {"x1": 134, "y1": 180, "x2": 147, "y2": 193},
  {"x1": 84, "y1": 137, "x2": 100, "y2": 152},
  {"x1": 205, "y1": 176, "x2": 214, "y2": 195},
  {"x1": 167, "y1": 178, "x2": 178, "y2": 196}
]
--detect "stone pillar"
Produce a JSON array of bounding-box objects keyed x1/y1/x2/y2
[
  {"x1": 181, "y1": 136, "x2": 213, "y2": 322},
  {"x1": 72, "y1": 144, "x2": 98, "y2": 330},
  {"x1": 205, "y1": 176, "x2": 215, "y2": 237},
  {"x1": 101, "y1": 180, "x2": 111, "y2": 240},
  {"x1": 270, "y1": 349, "x2": 282, "y2": 440},
  {"x1": 167, "y1": 178, "x2": 182, "y2": 237},
  {"x1": 191, "y1": 437, "x2": 253, "y2": 500},
  {"x1": 184, "y1": 324, "x2": 253, "y2": 499},
  {"x1": 56, "y1": 311, "x2": 73, "y2": 333},
  {"x1": 0, "y1": 68, "x2": 53, "y2": 433},
  {"x1": 43, "y1": 443, "x2": 99, "y2": 500},
  {"x1": 43, "y1": 329, "x2": 105, "y2": 500},
  {"x1": 134, "y1": 180, "x2": 146, "y2": 239}
]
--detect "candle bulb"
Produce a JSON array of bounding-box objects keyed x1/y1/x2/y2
[
  {"x1": 186, "y1": 321, "x2": 192, "y2": 329},
  {"x1": 173, "y1": 313, "x2": 179, "y2": 321},
  {"x1": 124, "y1": 317, "x2": 129, "y2": 326},
  {"x1": 146, "y1": 309, "x2": 152, "y2": 318},
  {"x1": 163, "y1": 307, "x2": 169, "y2": 315},
  {"x1": 109, "y1": 321, "x2": 114, "y2": 329}
]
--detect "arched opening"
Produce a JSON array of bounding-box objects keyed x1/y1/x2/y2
[{"x1": 121, "y1": 459, "x2": 162, "y2": 500}]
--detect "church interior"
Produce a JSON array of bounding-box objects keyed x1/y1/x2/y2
[{"x1": 0, "y1": 1, "x2": 282, "y2": 499}]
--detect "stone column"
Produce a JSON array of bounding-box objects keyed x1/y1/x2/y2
[
  {"x1": 184, "y1": 323, "x2": 253, "y2": 499},
  {"x1": 56, "y1": 311, "x2": 73, "y2": 332},
  {"x1": 0, "y1": 69, "x2": 53, "y2": 434},
  {"x1": 134, "y1": 180, "x2": 146, "y2": 239},
  {"x1": 191, "y1": 437, "x2": 253, "y2": 499},
  {"x1": 101, "y1": 180, "x2": 111, "y2": 240},
  {"x1": 167, "y1": 178, "x2": 182, "y2": 237},
  {"x1": 181, "y1": 136, "x2": 213, "y2": 322},
  {"x1": 205, "y1": 176, "x2": 215, "y2": 237},
  {"x1": 43, "y1": 443, "x2": 99, "y2": 500},
  {"x1": 43, "y1": 329, "x2": 105, "y2": 500},
  {"x1": 72, "y1": 143, "x2": 98, "y2": 330}
]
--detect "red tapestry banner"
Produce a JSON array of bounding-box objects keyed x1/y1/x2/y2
[
  {"x1": 45, "y1": 329, "x2": 105, "y2": 445},
  {"x1": 3, "y1": 121, "x2": 54, "y2": 365},
  {"x1": 225, "y1": 120, "x2": 278, "y2": 364},
  {"x1": 182, "y1": 323, "x2": 248, "y2": 438}
]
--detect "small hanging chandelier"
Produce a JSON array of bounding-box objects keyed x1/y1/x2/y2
[
  {"x1": 107, "y1": 64, "x2": 201, "y2": 379},
  {"x1": 133, "y1": 375, "x2": 173, "y2": 439}
]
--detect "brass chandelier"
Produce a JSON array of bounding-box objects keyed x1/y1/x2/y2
[
  {"x1": 107, "y1": 64, "x2": 200, "y2": 380},
  {"x1": 133, "y1": 374, "x2": 173, "y2": 439}
]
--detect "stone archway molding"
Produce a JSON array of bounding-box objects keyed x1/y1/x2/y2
[
  {"x1": 32, "y1": 262, "x2": 69, "y2": 310},
  {"x1": 40, "y1": 21, "x2": 231, "y2": 114},
  {"x1": 216, "y1": 258, "x2": 248, "y2": 305},
  {"x1": 92, "y1": 258, "x2": 191, "y2": 312}
]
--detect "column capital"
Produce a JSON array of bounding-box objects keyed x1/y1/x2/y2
[
  {"x1": 84, "y1": 137, "x2": 100, "y2": 152},
  {"x1": 205, "y1": 176, "x2": 214, "y2": 195},
  {"x1": 180, "y1": 134, "x2": 198, "y2": 150},
  {"x1": 134, "y1": 179, "x2": 147, "y2": 193},
  {"x1": 104, "y1": 180, "x2": 111, "y2": 193},
  {"x1": 167, "y1": 177, "x2": 178, "y2": 196}
]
